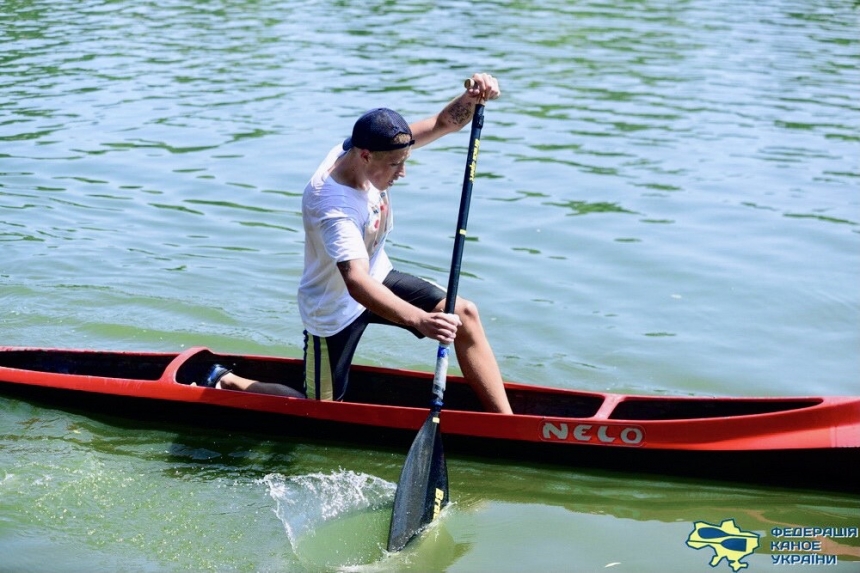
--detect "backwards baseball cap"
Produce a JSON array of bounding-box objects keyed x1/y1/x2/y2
[{"x1": 343, "y1": 108, "x2": 415, "y2": 152}]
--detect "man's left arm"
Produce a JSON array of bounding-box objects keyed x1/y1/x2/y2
[{"x1": 410, "y1": 72, "x2": 500, "y2": 149}]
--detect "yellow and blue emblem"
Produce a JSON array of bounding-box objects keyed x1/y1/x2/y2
[{"x1": 686, "y1": 519, "x2": 760, "y2": 571}]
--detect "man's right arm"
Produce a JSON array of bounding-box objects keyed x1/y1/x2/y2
[{"x1": 337, "y1": 258, "x2": 460, "y2": 344}]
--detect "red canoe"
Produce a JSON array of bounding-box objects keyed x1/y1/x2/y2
[{"x1": 1, "y1": 346, "x2": 858, "y2": 491}]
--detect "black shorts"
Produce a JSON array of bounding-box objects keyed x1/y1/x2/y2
[{"x1": 303, "y1": 270, "x2": 445, "y2": 401}]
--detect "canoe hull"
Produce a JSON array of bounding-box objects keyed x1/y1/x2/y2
[{"x1": 1, "y1": 346, "x2": 858, "y2": 492}]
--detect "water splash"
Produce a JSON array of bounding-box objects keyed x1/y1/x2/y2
[{"x1": 261, "y1": 470, "x2": 396, "y2": 570}]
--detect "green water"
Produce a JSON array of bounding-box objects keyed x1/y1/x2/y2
[{"x1": 2, "y1": 0, "x2": 858, "y2": 570}]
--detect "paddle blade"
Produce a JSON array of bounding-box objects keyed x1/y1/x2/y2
[{"x1": 387, "y1": 412, "x2": 449, "y2": 552}]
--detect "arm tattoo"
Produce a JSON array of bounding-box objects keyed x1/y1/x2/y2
[
  {"x1": 447, "y1": 100, "x2": 473, "y2": 126},
  {"x1": 337, "y1": 260, "x2": 351, "y2": 276}
]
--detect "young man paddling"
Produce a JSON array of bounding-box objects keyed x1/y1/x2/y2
[{"x1": 205, "y1": 73, "x2": 512, "y2": 414}]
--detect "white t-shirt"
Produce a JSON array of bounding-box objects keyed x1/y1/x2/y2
[{"x1": 298, "y1": 145, "x2": 394, "y2": 336}]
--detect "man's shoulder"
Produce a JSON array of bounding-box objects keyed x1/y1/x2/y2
[{"x1": 303, "y1": 179, "x2": 365, "y2": 223}]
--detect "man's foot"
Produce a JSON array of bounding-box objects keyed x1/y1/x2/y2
[{"x1": 201, "y1": 364, "x2": 231, "y2": 388}]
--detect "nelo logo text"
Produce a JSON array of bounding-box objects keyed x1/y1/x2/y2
[{"x1": 540, "y1": 420, "x2": 645, "y2": 447}]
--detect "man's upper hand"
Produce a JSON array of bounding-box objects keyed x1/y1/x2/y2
[{"x1": 466, "y1": 73, "x2": 501, "y2": 102}]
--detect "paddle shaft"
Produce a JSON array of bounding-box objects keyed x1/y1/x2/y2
[
  {"x1": 386, "y1": 88, "x2": 487, "y2": 553},
  {"x1": 431, "y1": 97, "x2": 485, "y2": 409}
]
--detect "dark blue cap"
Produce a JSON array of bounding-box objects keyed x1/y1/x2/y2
[{"x1": 343, "y1": 108, "x2": 415, "y2": 152}]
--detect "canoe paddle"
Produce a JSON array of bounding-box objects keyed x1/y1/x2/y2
[{"x1": 387, "y1": 80, "x2": 486, "y2": 553}]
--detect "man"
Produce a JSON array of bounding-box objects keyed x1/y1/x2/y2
[{"x1": 207, "y1": 73, "x2": 512, "y2": 414}]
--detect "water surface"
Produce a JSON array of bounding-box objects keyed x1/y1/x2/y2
[{"x1": 2, "y1": 0, "x2": 858, "y2": 570}]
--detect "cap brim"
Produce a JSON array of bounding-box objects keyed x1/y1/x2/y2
[{"x1": 342, "y1": 136, "x2": 414, "y2": 152}]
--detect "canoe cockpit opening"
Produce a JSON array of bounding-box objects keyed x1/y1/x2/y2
[
  {"x1": 607, "y1": 397, "x2": 823, "y2": 420},
  {"x1": 172, "y1": 350, "x2": 307, "y2": 394},
  {"x1": 0, "y1": 349, "x2": 830, "y2": 421},
  {"x1": 0, "y1": 349, "x2": 172, "y2": 380},
  {"x1": 506, "y1": 388, "x2": 605, "y2": 418}
]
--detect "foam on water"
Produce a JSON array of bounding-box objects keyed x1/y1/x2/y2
[
  {"x1": 261, "y1": 470, "x2": 461, "y2": 571},
  {"x1": 262, "y1": 470, "x2": 396, "y2": 569}
]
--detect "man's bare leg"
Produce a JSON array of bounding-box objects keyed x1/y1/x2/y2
[
  {"x1": 445, "y1": 297, "x2": 513, "y2": 414},
  {"x1": 217, "y1": 372, "x2": 305, "y2": 398}
]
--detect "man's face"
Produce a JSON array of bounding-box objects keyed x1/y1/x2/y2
[{"x1": 364, "y1": 148, "x2": 410, "y2": 190}]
